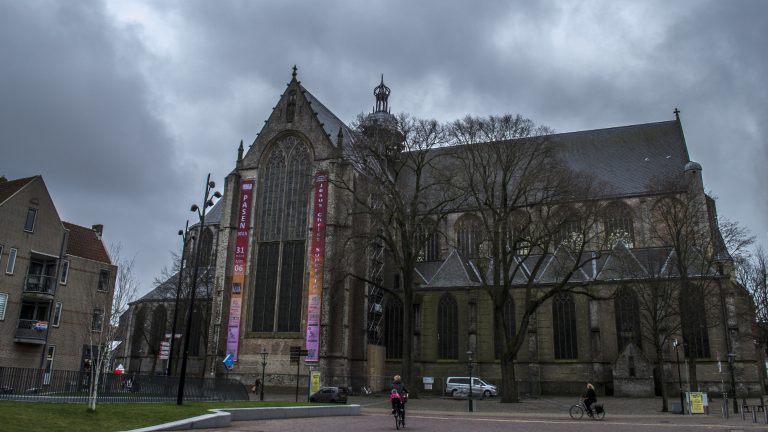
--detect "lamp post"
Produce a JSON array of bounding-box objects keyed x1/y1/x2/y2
[
  {"x1": 260, "y1": 347, "x2": 269, "y2": 401},
  {"x1": 673, "y1": 339, "x2": 684, "y2": 414},
  {"x1": 728, "y1": 352, "x2": 738, "y2": 414},
  {"x1": 166, "y1": 221, "x2": 193, "y2": 376},
  {"x1": 177, "y1": 173, "x2": 221, "y2": 405},
  {"x1": 467, "y1": 350, "x2": 474, "y2": 412}
]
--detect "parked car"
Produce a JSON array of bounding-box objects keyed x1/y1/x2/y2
[
  {"x1": 445, "y1": 377, "x2": 498, "y2": 398},
  {"x1": 309, "y1": 386, "x2": 348, "y2": 404}
]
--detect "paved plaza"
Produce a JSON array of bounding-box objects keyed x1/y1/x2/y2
[{"x1": 189, "y1": 394, "x2": 768, "y2": 431}]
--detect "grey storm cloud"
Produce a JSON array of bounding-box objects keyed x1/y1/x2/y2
[{"x1": 1, "y1": 0, "x2": 766, "y2": 295}]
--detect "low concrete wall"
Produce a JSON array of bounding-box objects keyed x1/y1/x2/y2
[{"x1": 128, "y1": 404, "x2": 361, "y2": 431}]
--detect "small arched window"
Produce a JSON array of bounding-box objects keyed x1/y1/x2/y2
[
  {"x1": 197, "y1": 228, "x2": 214, "y2": 267},
  {"x1": 602, "y1": 202, "x2": 635, "y2": 249},
  {"x1": 614, "y1": 287, "x2": 641, "y2": 351},
  {"x1": 385, "y1": 297, "x2": 404, "y2": 359},
  {"x1": 456, "y1": 214, "x2": 483, "y2": 258},
  {"x1": 437, "y1": 293, "x2": 459, "y2": 359},
  {"x1": 415, "y1": 222, "x2": 440, "y2": 262},
  {"x1": 510, "y1": 211, "x2": 532, "y2": 255},
  {"x1": 552, "y1": 292, "x2": 578, "y2": 359},
  {"x1": 150, "y1": 305, "x2": 168, "y2": 354},
  {"x1": 131, "y1": 307, "x2": 147, "y2": 356}
]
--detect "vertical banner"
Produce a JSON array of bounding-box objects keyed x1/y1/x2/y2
[
  {"x1": 306, "y1": 171, "x2": 328, "y2": 362},
  {"x1": 226, "y1": 179, "x2": 254, "y2": 362}
]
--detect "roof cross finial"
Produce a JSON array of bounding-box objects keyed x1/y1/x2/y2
[
  {"x1": 673, "y1": 107, "x2": 680, "y2": 121},
  {"x1": 292, "y1": 65, "x2": 298, "y2": 79}
]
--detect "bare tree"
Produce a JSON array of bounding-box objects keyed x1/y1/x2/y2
[
  {"x1": 84, "y1": 244, "x2": 138, "y2": 412},
  {"x1": 332, "y1": 113, "x2": 460, "y2": 394},
  {"x1": 447, "y1": 114, "x2": 605, "y2": 402},
  {"x1": 646, "y1": 186, "x2": 753, "y2": 392}
]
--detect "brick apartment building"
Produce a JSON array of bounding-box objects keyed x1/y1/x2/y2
[{"x1": 0, "y1": 175, "x2": 116, "y2": 373}]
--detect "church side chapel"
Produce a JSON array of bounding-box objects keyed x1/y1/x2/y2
[{"x1": 206, "y1": 67, "x2": 761, "y2": 398}]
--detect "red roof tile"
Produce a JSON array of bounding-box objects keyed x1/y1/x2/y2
[
  {"x1": 0, "y1": 176, "x2": 38, "y2": 206},
  {"x1": 63, "y1": 222, "x2": 112, "y2": 264}
]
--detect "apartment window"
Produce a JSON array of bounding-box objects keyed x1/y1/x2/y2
[
  {"x1": 6, "y1": 248, "x2": 17, "y2": 274},
  {"x1": 91, "y1": 308, "x2": 104, "y2": 331},
  {"x1": 0, "y1": 292, "x2": 7, "y2": 320},
  {"x1": 52, "y1": 302, "x2": 63, "y2": 327},
  {"x1": 97, "y1": 270, "x2": 110, "y2": 292},
  {"x1": 59, "y1": 261, "x2": 69, "y2": 284},
  {"x1": 43, "y1": 345, "x2": 55, "y2": 385},
  {"x1": 24, "y1": 208, "x2": 38, "y2": 232}
]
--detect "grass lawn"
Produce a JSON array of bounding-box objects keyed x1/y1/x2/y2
[{"x1": 0, "y1": 400, "x2": 308, "y2": 432}]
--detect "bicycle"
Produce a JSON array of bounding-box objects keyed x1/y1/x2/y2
[
  {"x1": 569, "y1": 398, "x2": 605, "y2": 420},
  {"x1": 393, "y1": 404, "x2": 405, "y2": 429}
]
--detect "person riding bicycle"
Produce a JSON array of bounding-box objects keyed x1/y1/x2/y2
[
  {"x1": 582, "y1": 383, "x2": 597, "y2": 417},
  {"x1": 390, "y1": 375, "x2": 408, "y2": 418}
]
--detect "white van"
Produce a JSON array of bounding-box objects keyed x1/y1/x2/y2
[{"x1": 445, "y1": 377, "x2": 498, "y2": 398}]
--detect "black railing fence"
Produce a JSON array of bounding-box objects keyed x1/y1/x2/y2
[{"x1": 0, "y1": 366, "x2": 248, "y2": 403}]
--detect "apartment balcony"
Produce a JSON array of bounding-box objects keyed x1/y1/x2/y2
[
  {"x1": 22, "y1": 274, "x2": 56, "y2": 299},
  {"x1": 14, "y1": 319, "x2": 48, "y2": 344}
]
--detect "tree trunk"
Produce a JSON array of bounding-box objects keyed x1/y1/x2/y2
[
  {"x1": 501, "y1": 356, "x2": 519, "y2": 403},
  {"x1": 655, "y1": 345, "x2": 669, "y2": 412}
]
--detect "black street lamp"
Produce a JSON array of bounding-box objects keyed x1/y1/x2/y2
[
  {"x1": 177, "y1": 173, "x2": 221, "y2": 405},
  {"x1": 467, "y1": 350, "x2": 475, "y2": 412},
  {"x1": 260, "y1": 347, "x2": 269, "y2": 401},
  {"x1": 672, "y1": 339, "x2": 685, "y2": 414},
  {"x1": 167, "y1": 221, "x2": 193, "y2": 376},
  {"x1": 728, "y1": 352, "x2": 738, "y2": 414}
]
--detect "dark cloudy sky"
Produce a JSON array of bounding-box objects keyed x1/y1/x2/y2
[{"x1": 2, "y1": 0, "x2": 766, "y2": 296}]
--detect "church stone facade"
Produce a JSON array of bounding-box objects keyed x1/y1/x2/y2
[{"x1": 203, "y1": 69, "x2": 762, "y2": 397}]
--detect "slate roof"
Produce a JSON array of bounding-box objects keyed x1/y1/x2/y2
[
  {"x1": 301, "y1": 85, "x2": 355, "y2": 149},
  {"x1": 415, "y1": 242, "x2": 718, "y2": 289},
  {"x1": 134, "y1": 267, "x2": 214, "y2": 303},
  {"x1": 548, "y1": 120, "x2": 689, "y2": 197},
  {"x1": 0, "y1": 176, "x2": 37, "y2": 206},
  {"x1": 62, "y1": 222, "x2": 112, "y2": 264}
]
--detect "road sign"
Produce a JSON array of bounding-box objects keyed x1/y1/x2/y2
[
  {"x1": 223, "y1": 353, "x2": 234, "y2": 369},
  {"x1": 290, "y1": 346, "x2": 309, "y2": 363}
]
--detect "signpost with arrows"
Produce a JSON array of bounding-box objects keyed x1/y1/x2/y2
[{"x1": 290, "y1": 346, "x2": 308, "y2": 402}]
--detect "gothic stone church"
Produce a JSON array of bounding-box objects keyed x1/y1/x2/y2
[{"x1": 205, "y1": 69, "x2": 761, "y2": 397}]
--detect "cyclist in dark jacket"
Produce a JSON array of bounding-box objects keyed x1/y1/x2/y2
[
  {"x1": 391, "y1": 375, "x2": 408, "y2": 419},
  {"x1": 583, "y1": 383, "x2": 597, "y2": 417}
]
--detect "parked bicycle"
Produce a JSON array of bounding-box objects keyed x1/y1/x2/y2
[{"x1": 569, "y1": 398, "x2": 605, "y2": 420}]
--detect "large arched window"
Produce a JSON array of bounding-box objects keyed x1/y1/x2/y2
[
  {"x1": 614, "y1": 287, "x2": 641, "y2": 351},
  {"x1": 415, "y1": 222, "x2": 440, "y2": 262},
  {"x1": 456, "y1": 215, "x2": 483, "y2": 258},
  {"x1": 552, "y1": 292, "x2": 578, "y2": 359},
  {"x1": 437, "y1": 293, "x2": 459, "y2": 359},
  {"x1": 385, "y1": 298, "x2": 403, "y2": 359},
  {"x1": 252, "y1": 136, "x2": 311, "y2": 332},
  {"x1": 602, "y1": 202, "x2": 635, "y2": 249}
]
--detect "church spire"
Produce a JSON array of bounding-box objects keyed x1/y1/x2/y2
[
  {"x1": 292, "y1": 65, "x2": 298, "y2": 80},
  {"x1": 373, "y1": 74, "x2": 391, "y2": 113}
]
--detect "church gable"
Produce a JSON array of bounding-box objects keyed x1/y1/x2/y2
[{"x1": 241, "y1": 67, "x2": 346, "y2": 168}]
